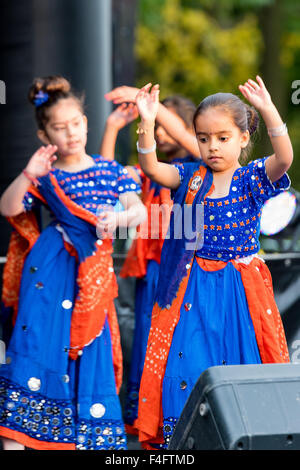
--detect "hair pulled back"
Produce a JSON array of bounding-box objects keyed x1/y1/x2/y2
[
  {"x1": 193, "y1": 92, "x2": 259, "y2": 162},
  {"x1": 28, "y1": 76, "x2": 85, "y2": 130}
]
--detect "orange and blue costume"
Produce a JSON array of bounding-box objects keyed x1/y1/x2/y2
[
  {"x1": 0, "y1": 156, "x2": 139, "y2": 450},
  {"x1": 136, "y1": 157, "x2": 290, "y2": 449},
  {"x1": 121, "y1": 156, "x2": 197, "y2": 434}
]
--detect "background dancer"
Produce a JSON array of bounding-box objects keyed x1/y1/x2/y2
[{"x1": 0, "y1": 75, "x2": 146, "y2": 450}]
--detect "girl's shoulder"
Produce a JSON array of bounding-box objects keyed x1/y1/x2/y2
[
  {"x1": 173, "y1": 159, "x2": 208, "y2": 184},
  {"x1": 92, "y1": 154, "x2": 119, "y2": 167},
  {"x1": 173, "y1": 159, "x2": 206, "y2": 173},
  {"x1": 239, "y1": 156, "x2": 291, "y2": 204},
  {"x1": 92, "y1": 154, "x2": 129, "y2": 175}
]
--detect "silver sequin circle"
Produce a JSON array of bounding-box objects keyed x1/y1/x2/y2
[
  {"x1": 62, "y1": 300, "x2": 73, "y2": 309},
  {"x1": 90, "y1": 403, "x2": 106, "y2": 418},
  {"x1": 28, "y1": 377, "x2": 41, "y2": 392}
]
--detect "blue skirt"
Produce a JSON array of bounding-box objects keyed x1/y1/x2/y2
[
  {"x1": 124, "y1": 260, "x2": 160, "y2": 429},
  {"x1": 0, "y1": 225, "x2": 126, "y2": 450},
  {"x1": 160, "y1": 258, "x2": 262, "y2": 447}
]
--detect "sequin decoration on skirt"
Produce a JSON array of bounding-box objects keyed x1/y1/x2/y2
[
  {"x1": 150, "y1": 257, "x2": 264, "y2": 448},
  {"x1": 0, "y1": 225, "x2": 126, "y2": 450}
]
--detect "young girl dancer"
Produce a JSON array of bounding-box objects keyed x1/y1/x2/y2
[
  {"x1": 0, "y1": 76, "x2": 146, "y2": 450},
  {"x1": 119, "y1": 95, "x2": 199, "y2": 434},
  {"x1": 97, "y1": 91, "x2": 199, "y2": 434},
  {"x1": 134, "y1": 77, "x2": 293, "y2": 449}
]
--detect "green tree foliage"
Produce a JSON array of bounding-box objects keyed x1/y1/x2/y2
[
  {"x1": 134, "y1": 0, "x2": 300, "y2": 188},
  {"x1": 135, "y1": 0, "x2": 262, "y2": 104}
]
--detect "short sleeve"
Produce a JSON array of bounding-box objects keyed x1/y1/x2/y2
[
  {"x1": 22, "y1": 192, "x2": 40, "y2": 212},
  {"x1": 247, "y1": 157, "x2": 291, "y2": 206},
  {"x1": 116, "y1": 164, "x2": 141, "y2": 195},
  {"x1": 170, "y1": 163, "x2": 185, "y2": 200},
  {"x1": 132, "y1": 164, "x2": 145, "y2": 185},
  {"x1": 172, "y1": 163, "x2": 185, "y2": 184}
]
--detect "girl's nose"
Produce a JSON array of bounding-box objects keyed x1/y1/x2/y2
[
  {"x1": 66, "y1": 124, "x2": 76, "y2": 136},
  {"x1": 209, "y1": 137, "x2": 219, "y2": 151}
]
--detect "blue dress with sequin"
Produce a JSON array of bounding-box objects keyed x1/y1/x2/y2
[
  {"x1": 145, "y1": 157, "x2": 290, "y2": 448},
  {"x1": 0, "y1": 155, "x2": 140, "y2": 450},
  {"x1": 124, "y1": 156, "x2": 198, "y2": 431}
]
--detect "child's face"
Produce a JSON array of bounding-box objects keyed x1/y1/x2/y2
[
  {"x1": 194, "y1": 107, "x2": 249, "y2": 172},
  {"x1": 155, "y1": 107, "x2": 187, "y2": 156},
  {"x1": 38, "y1": 98, "x2": 88, "y2": 157}
]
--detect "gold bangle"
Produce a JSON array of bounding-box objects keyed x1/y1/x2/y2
[{"x1": 136, "y1": 123, "x2": 155, "y2": 135}]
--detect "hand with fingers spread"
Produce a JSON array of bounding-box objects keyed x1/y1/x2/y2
[
  {"x1": 0, "y1": 144, "x2": 58, "y2": 217},
  {"x1": 136, "y1": 83, "x2": 160, "y2": 124},
  {"x1": 25, "y1": 145, "x2": 58, "y2": 178},
  {"x1": 106, "y1": 103, "x2": 139, "y2": 131},
  {"x1": 104, "y1": 86, "x2": 140, "y2": 105},
  {"x1": 99, "y1": 103, "x2": 139, "y2": 160},
  {"x1": 106, "y1": 83, "x2": 200, "y2": 158},
  {"x1": 240, "y1": 75, "x2": 293, "y2": 183},
  {"x1": 239, "y1": 76, "x2": 272, "y2": 111}
]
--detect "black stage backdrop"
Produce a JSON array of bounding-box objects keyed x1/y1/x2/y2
[{"x1": 0, "y1": 0, "x2": 137, "y2": 256}]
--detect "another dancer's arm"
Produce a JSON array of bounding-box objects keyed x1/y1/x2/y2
[
  {"x1": 105, "y1": 85, "x2": 200, "y2": 158},
  {"x1": 99, "y1": 103, "x2": 139, "y2": 160},
  {"x1": 135, "y1": 84, "x2": 181, "y2": 190}
]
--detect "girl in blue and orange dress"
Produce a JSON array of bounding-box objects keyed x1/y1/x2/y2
[
  {"x1": 0, "y1": 76, "x2": 146, "y2": 450},
  {"x1": 102, "y1": 88, "x2": 200, "y2": 433},
  {"x1": 133, "y1": 77, "x2": 293, "y2": 449},
  {"x1": 119, "y1": 96, "x2": 199, "y2": 434}
]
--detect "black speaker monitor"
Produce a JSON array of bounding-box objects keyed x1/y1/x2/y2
[{"x1": 168, "y1": 363, "x2": 300, "y2": 450}]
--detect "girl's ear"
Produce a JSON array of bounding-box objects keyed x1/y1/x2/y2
[
  {"x1": 37, "y1": 129, "x2": 51, "y2": 145},
  {"x1": 240, "y1": 130, "x2": 250, "y2": 149}
]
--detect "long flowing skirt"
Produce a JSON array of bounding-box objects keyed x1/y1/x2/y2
[
  {"x1": 153, "y1": 256, "x2": 265, "y2": 448},
  {"x1": 124, "y1": 260, "x2": 160, "y2": 432},
  {"x1": 0, "y1": 225, "x2": 126, "y2": 450}
]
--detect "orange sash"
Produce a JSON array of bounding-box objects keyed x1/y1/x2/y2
[{"x1": 1, "y1": 174, "x2": 123, "y2": 392}]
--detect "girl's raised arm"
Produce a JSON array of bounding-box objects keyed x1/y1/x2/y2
[
  {"x1": 0, "y1": 145, "x2": 57, "y2": 217},
  {"x1": 136, "y1": 84, "x2": 181, "y2": 190},
  {"x1": 105, "y1": 85, "x2": 200, "y2": 158},
  {"x1": 239, "y1": 76, "x2": 293, "y2": 182},
  {"x1": 99, "y1": 103, "x2": 139, "y2": 160}
]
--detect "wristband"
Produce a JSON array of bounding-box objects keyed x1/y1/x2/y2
[
  {"x1": 136, "y1": 140, "x2": 157, "y2": 154},
  {"x1": 267, "y1": 123, "x2": 288, "y2": 137},
  {"x1": 23, "y1": 169, "x2": 41, "y2": 187}
]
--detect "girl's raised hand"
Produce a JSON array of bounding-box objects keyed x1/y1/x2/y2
[
  {"x1": 136, "y1": 83, "x2": 160, "y2": 123},
  {"x1": 106, "y1": 103, "x2": 139, "y2": 130},
  {"x1": 25, "y1": 145, "x2": 58, "y2": 178},
  {"x1": 239, "y1": 76, "x2": 272, "y2": 111},
  {"x1": 104, "y1": 86, "x2": 140, "y2": 104}
]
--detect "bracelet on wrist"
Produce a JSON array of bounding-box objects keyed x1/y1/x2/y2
[
  {"x1": 23, "y1": 169, "x2": 41, "y2": 187},
  {"x1": 267, "y1": 123, "x2": 288, "y2": 138},
  {"x1": 136, "y1": 140, "x2": 157, "y2": 154},
  {"x1": 136, "y1": 122, "x2": 155, "y2": 135}
]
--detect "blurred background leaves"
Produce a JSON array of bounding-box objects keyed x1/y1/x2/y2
[{"x1": 131, "y1": 0, "x2": 300, "y2": 188}]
